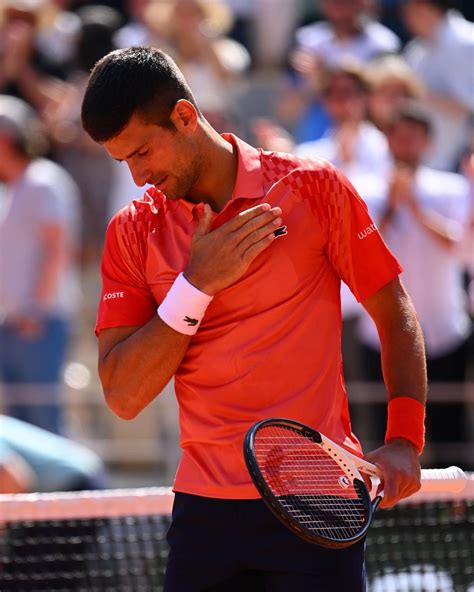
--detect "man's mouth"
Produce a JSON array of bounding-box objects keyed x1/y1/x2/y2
[{"x1": 154, "y1": 176, "x2": 168, "y2": 189}]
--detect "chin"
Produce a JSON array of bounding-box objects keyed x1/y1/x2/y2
[{"x1": 159, "y1": 185, "x2": 179, "y2": 200}]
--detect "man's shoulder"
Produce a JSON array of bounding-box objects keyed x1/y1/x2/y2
[
  {"x1": 25, "y1": 158, "x2": 78, "y2": 194},
  {"x1": 109, "y1": 187, "x2": 164, "y2": 230},
  {"x1": 260, "y1": 148, "x2": 338, "y2": 181},
  {"x1": 295, "y1": 21, "x2": 332, "y2": 49},
  {"x1": 364, "y1": 21, "x2": 401, "y2": 52},
  {"x1": 446, "y1": 12, "x2": 474, "y2": 48}
]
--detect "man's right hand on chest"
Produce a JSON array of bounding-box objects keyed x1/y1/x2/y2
[{"x1": 184, "y1": 203, "x2": 283, "y2": 295}]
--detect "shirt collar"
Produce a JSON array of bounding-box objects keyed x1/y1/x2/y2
[{"x1": 222, "y1": 133, "x2": 265, "y2": 201}]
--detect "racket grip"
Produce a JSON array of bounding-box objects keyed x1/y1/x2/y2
[{"x1": 419, "y1": 466, "x2": 466, "y2": 493}]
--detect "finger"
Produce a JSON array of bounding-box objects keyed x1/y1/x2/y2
[
  {"x1": 379, "y1": 474, "x2": 419, "y2": 508},
  {"x1": 377, "y1": 473, "x2": 400, "y2": 509},
  {"x1": 193, "y1": 204, "x2": 213, "y2": 239},
  {"x1": 225, "y1": 203, "x2": 281, "y2": 232},
  {"x1": 232, "y1": 209, "x2": 283, "y2": 245},
  {"x1": 237, "y1": 216, "x2": 283, "y2": 252},
  {"x1": 241, "y1": 230, "x2": 276, "y2": 266}
]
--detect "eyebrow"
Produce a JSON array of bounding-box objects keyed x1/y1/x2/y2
[{"x1": 114, "y1": 143, "x2": 148, "y2": 162}]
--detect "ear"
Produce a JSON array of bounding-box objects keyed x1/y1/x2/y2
[{"x1": 170, "y1": 99, "x2": 199, "y2": 133}]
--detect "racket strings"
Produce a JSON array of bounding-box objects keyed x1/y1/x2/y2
[{"x1": 254, "y1": 427, "x2": 369, "y2": 541}]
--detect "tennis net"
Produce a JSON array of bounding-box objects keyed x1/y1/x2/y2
[{"x1": 0, "y1": 478, "x2": 472, "y2": 592}]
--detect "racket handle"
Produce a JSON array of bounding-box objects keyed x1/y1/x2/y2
[{"x1": 419, "y1": 466, "x2": 466, "y2": 493}]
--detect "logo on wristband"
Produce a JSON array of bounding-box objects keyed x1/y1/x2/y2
[{"x1": 184, "y1": 316, "x2": 199, "y2": 326}]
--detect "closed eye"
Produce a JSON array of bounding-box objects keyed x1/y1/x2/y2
[{"x1": 136, "y1": 149, "x2": 149, "y2": 158}]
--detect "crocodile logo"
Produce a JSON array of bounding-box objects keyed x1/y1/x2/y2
[{"x1": 184, "y1": 316, "x2": 198, "y2": 326}]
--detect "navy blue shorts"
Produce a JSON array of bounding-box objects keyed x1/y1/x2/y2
[{"x1": 164, "y1": 492, "x2": 366, "y2": 592}]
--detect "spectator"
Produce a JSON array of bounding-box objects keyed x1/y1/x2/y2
[
  {"x1": 0, "y1": 0, "x2": 68, "y2": 113},
  {"x1": 355, "y1": 103, "x2": 471, "y2": 448},
  {"x1": 0, "y1": 414, "x2": 106, "y2": 493},
  {"x1": 0, "y1": 95, "x2": 80, "y2": 435},
  {"x1": 366, "y1": 54, "x2": 423, "y2": 134},
  {"x1": 278, "y1": 0, "x2": 401, "y2": 146},
  {"x1": 253, "y1": 63, "x2": 390, "y2": 177},
  {"x1": 114, "y1": 0, "x2": 164, "y2": 49},
  {"x1": 45, "y1": 5, "x2": 123, "y2": 266},
  {"x1": 295, "y1": 0, "x2": 401, "y2": 67},
  {"x1": 295, "y1": 63, "x2": 390, "y2": 178},
  {"x1": 402, "y1": 0, "x2": 474, "y2": 170},
  {"x1": 146, "y1": 0, "x2": 250, "y2": 131},
  {"x1": 35, "y1": 0, "x2": 82, "y2": 79}
]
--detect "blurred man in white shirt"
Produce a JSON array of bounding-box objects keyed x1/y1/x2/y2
[
  {"x1": 403, "y1": 0, "x2": 474, "y2": 170},
  {"x1": 354, "y1": 103, "x2": 471, "y2": 457}
]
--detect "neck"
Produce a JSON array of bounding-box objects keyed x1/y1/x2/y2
[
  {"x1": 333, "y1": 21, "x2": 362, "y2": 40},
  {"x1": 394, "y1": 157, "x2": 420, "y2": 170},
  {"x1": 421, "y1": 12, "x2": 445, "y2": 41},
  {"x1": 187, "y1": 124, "x2": 238, "y2": 212}
]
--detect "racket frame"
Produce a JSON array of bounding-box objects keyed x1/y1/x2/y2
[{"x1": 244, "y1": 418, "x2": 381, "y2": 548}]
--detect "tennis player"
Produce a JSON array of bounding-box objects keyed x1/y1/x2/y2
[{"x1": 82, "y1": 47, "x2": 427, "y2": 591}]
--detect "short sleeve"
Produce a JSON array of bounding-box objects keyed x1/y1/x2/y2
[
  {"x1": 95, "y1": 207, "x2": 157, "y2": 335},
  {"x1": 315, "y1": 164, "x2": 402, "y2": 302},
  {"x1": 444, "y1": 45, "x2": 474, "y2": 110}
]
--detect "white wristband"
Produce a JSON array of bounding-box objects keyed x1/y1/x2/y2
[{"x1": 157, "y1": 272, "x2": 213, "y2": 335}]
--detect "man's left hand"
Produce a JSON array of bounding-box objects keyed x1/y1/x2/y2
[{"x1": 364, "y1": 439, "x2": 421, "y2": 508}]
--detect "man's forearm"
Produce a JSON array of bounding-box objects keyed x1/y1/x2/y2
[
  {"x1": 99, "y1": 316, "x2": 192, "y2": 420},
  {"x1": 363, "y1": 279, "x2": 427, "y2": 406},
  {"x1": 378, "y1": 292, "x2": 427, "y2": 406}
]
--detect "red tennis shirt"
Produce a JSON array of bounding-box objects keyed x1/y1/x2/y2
[{"x1": 97, "y1": 134, "x2": 402, "y2": 498}]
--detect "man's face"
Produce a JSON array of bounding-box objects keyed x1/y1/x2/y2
[
  {"x1": 103, "y1": 112, "x2": 201, "y2": 201},
  {"x1": 388, "y1": 119, "x2": 430, "y2": 164},
  {"x1": 320, "y1": 0, "x2": 364, "y2": 26},
  {"x1": 402, "y1": 0, "x2": 435, "y2": 38},
  {"x1": 323, "y1": 74, "x2": 367, "y2": 124}
]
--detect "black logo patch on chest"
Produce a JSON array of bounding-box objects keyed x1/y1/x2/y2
[{"x1": 274, "y1": 225, "x2": 288, "y2": 238}]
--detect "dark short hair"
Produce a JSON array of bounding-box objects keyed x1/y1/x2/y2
[
  {"x1": 321, "y1": 62, "x2": 370, "y2": 96},
  {"x1": 388, "y1": 101, "x2": 434, "y2": 136},
  {"x1": 0, "y1": 95, "x2": 48, "y2": 158},
  {"x1": 81, "y1": 47, "x2": 200, "y2": 142}
]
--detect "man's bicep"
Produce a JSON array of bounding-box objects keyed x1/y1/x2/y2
[
  {"x1": 361, "y1": 277, "x2": 413, "y2": 327},
  {"x1": 97, "y1": 213, "x2": 157, "y2": 334}
]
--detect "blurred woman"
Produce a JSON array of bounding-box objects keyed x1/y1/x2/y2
[
  {"x1": 145, "y1": 0, "x2": 250, "y2": 131},
  {"x1": 366, "y1": 55, "x2": 423, "y2": 134}
]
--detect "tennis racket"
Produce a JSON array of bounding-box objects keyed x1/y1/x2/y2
[{"x1": 243, "y1": 418, "x2": 466, "y2": 549}]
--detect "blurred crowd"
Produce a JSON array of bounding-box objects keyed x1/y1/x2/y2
[{"x1": 0, "y1": 0, "x2": 473, "y2": 492}]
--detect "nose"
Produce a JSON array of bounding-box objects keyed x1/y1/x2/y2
[{"x1": 127, "y1": 162, "x2": 150, "y2": 187}]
